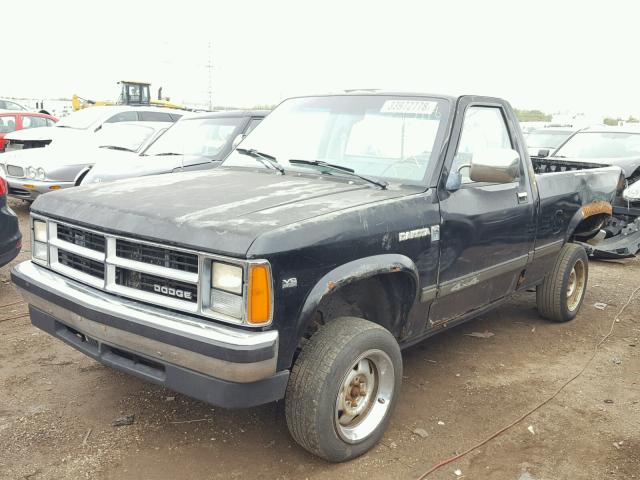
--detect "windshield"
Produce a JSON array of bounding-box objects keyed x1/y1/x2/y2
[
  {"x1": 223, "y1": 95, "x2": 448, "y2": 183},
  {"x1": 554, "y1": 131, "x2": 640, "y2": 158},
  {"x1": 94, "y1": 124, "x2": 158, "y2": 152},
  {"x1": 526, "y1": 130, "x2": 573, "y2": 149},
  {"x1": 143, "y1": 117, "x2": 244, "y2": 158},
  {"x1": 56, "y1": 108, "x2": 107, "y2": 129}
]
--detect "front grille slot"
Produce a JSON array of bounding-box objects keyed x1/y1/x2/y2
[
  {"x1": 116, "y1": 239, "x2": 198, "y2": 273},
  {"x1": 57, "y1": 224, "x2": 105, "y2": 252},
  {"x1": 115, "y1": 267, "x2": 198, "y2": 303},
  {"x1": 6, "y1": 165, "x2": 24, "y2": 177},
  {"x1": 58, "y1": 250, "x2": 105, "y2": 279}
]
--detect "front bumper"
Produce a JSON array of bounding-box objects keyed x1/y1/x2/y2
[
  {"x1": 7, "y1": 178, "x2": 74, "y2": 200},
  {"x1": 11, "y1": 261, "x2": 289, "y2": 408}
]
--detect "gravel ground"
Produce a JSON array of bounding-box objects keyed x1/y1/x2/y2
[{"x1": 1, "y1": 198, "x2": 638, "y2": 480}]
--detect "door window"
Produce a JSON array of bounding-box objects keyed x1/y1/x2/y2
[
  {"x1": 454, "y1": 107, "x2": 512, "y2": 183},
  {"x1": 21, "y1": 116, "x2": 49, "y2": 129}
]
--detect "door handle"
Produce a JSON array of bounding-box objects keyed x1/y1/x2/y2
[{"x1": 517, "y1": 192, "x2": 528, "y2": 203}]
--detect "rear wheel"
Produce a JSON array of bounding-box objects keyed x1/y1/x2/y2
[
  {"x1": 537, "y1": 243, "x2": 588, "y2": 322},
  {"x1": 285, "y1": 317, "x2": 402, "y2": 462}
]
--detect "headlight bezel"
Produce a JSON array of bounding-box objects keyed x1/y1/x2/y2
[
  {"x1": 26, "y1": 166, "x2": 37, "y2": 179},
  {"x1": 36, "y1": 167, "x2": 46, "y2": 181}
]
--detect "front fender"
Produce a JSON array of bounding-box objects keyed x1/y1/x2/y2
[{"x1": 296, "y1": 254, "x2": 420, "y2": 337}]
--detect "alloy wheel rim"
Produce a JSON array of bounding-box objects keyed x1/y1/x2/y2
[
  {"x1": 566, "y1": 259, "x2": 586, "y2": 312},
  {"x1": 334, "y1": 349, "x2": 395, "y2": 444}
]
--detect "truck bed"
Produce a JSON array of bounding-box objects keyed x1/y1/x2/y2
[{"x1": 532, "y1": 157, "x2": 609, "y2": 174}]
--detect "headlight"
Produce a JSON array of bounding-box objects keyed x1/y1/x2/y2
[
  {"x1": 33, "y1": 220, "x2": 47, "y2": 242},
  {"x1": 36, "y1": 167, "x2": 46, "y2": 181},
  {"x1": 211, "y1": 262, "x2": 243, "y2": 294},
  {"x1": 27, "y1": 166, "x2": 37, "y2": 179},
  {"x1": 622, "y1": 181, "x2": 640, "y2": 202}
]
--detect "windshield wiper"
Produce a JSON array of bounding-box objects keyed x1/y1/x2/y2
[
  {"x1": 289, "y1": 159, "x2": 388, "y2": 189},
  {"x1": 151, "y1": 152, "x2": 182, "y2": 156},
  {"x1": 99, "y1": 145, "x2": 136, "y2": 152},
  {"x1": 236, "y1": 148, "x2": 284, "y2": 174}
]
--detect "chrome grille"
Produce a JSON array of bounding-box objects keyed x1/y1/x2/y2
[
  {"x1": 47, "y1": 221, "x2": 200, "y2": 313},
  {"x1": 57, "y1": 224, "x2": 106, "y2": 252},
  {"x1": 115, "y1": 268, "x2": 198, "y2": 303},
  {"x1": 116, "y1": 239, "x2": 197, "y2": 273},
  {"x1": 6, "y1": 165, "x2": 24, "y2": 177},
  {"x1": 58, "y1": 250, "x2": 105, "y2": 279}
]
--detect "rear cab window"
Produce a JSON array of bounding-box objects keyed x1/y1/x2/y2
[
  {"x1": 139, "y1": 111, "x2": 174, "y2": 122},
  {"x1": 105, "y1": 111, "x2": 139, "y2": 123}
]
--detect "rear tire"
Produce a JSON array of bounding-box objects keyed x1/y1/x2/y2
[
  {"x1": 536, "y1": 243, "x2": 588, "y2": 322},
  {"x1": 285, "y1": 317, "x2": 402, "y2": 462}
]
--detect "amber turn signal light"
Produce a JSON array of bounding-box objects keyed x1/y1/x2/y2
[{"x1": 248, "y1": 264, "x2": 271, "y2": 324}]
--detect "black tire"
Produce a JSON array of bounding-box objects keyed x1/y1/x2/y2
[
  {"x1": 285, "y1": 317, "x2": 402, "y2": 462},
  {"x1": 536, "y1": 243, "x2": 589, "y2": 322}
]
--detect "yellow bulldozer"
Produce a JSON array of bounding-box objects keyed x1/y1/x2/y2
[{"x1": 72, "y1": 81, "x2": 187, "y2": 111}]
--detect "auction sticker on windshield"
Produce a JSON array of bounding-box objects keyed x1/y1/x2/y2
[{"x1": 380, "y1": 100, "x2": 438, "y2": 115}]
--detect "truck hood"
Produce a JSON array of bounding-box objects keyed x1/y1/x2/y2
[
  {"x1": 549, "y1": 155, "x2": 640, "y2": 178},
  {"x1": 31, "y1": 168, "x2": 409, "y2": 257}
]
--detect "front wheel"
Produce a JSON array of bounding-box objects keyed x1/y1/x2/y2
[
  {"x1": 285, "y1": 317, "x2": 402, "y2": 462},
  {"x1": 537, "y1": 243, "x2": 589, "y2": 322}
]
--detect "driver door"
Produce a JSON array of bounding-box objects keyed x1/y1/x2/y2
[{"x1": 428, "y1": 100, "x2": 536, "y2": 325}]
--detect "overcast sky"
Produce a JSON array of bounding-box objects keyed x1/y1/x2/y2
[{"x1": 3, "y1": 0, "x2": 638, "y2": 117}]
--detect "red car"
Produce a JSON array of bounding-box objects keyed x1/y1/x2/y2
[{"x1": 0, "y1": 112, "x2": 58, "y2": 152}]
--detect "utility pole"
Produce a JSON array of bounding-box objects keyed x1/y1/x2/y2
[{"x1": 206, "y1": 42, "x2": 213, "y2": 111}]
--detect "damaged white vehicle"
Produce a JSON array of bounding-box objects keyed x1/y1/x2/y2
[{"x1": 0, "y1": 122, "x2": 167, "y2": 201}]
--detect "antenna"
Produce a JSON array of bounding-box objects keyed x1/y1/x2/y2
[{"x1": 206, "y1": 42, "x2": 214, "y2": 111}]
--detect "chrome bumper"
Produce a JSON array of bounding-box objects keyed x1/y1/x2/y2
[
  {"x1": 7, "y1": 178, "x2": 74, "y2": 200},
  {"x1": 11, "y1": 261, "x2": 279, "y2": 383}
]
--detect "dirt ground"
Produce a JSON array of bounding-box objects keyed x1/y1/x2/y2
[{"x1": 1, "y1": 198, "x2": 638, "y2": 480}]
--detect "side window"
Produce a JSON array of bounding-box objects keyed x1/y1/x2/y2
[
  {"x1": 46, "y1": 118, "x2": 56, "y2": 127},
  {"x1": 244, "y1": 118, "x2": 263, "y2": 135},
  {"x1": 169, "y1": 113, "x2": 183, "y2": 122},
  {"x1": 105, "y1": 111, "x2": 139, "y2": 123},
  {"x1": 454, "y1": 106, "x2": 512, "y2": 183},
  {"x1": 0, "y1": 116, "x2": 17, "y2": 133},
  {"x1": 139, "y1": 111, "x2": 173, "y2": 122},
  {"x1": 22, "y1": 116, "x2": 48, "y2": 129}
]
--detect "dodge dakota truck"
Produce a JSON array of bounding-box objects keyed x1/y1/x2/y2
[{"x1": 12, "y1": 92, "x2": 622, "y2": 462}]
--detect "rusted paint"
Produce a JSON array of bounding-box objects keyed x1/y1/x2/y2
[
  {"x1": 327, "y1": 281, "x2": 335, "y2": 291},
  {"x1": 581, "y1": 201, "x2": 613, "y2": 219}
]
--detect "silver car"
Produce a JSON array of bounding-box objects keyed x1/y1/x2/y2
[{"x1": 1, "y1": 122, "x2": 168, "y2": 201}]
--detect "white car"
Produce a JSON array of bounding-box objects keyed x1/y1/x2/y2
[
  {"x1": 3, "y1": 105, "x2": 182, "y2": 152},
  {"x1": 1, "y1": 122, "x2": 168, "y2": 201}
]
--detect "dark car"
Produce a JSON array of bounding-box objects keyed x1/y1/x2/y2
[
  {"x1": 81, "y1": 110, "x2": 268, "y2": 184},
  {"x1": 0, "y1": 169, "x2": 21, "y2": 267},
  {"x1": 12, "y1": 93, "x2": 621, "y2": 462}
]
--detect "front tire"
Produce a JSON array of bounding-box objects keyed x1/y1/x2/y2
[
  {"x1": 285, "y1": 317, "x2": 402, "y2": 462},
  {"x1": 537, "y1": 243, "x2": 589, "y2": 322}
]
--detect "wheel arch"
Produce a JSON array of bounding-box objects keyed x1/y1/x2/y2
[
  {"x1": 566, "y1": 201, "x2": 613, "y2": 241},
  {"x1": 293, "y1": 254, "x2": 419, "y2": 353}
]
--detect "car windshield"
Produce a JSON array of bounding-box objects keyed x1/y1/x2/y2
[
  {"x1": 56, "y1": 108, "x2": 107, "y2": 129},
  {"x1": 223, "y1": 95, "x2": 447, "y2": 183},
  {"x1": 526, "y1": 130, "x2": 573, "y2": 149},
  {"x1": 94, "y1": 124, "x2": 158, "y2": 152},
  {"x1": 143, "y1": 117, "x2": 244, "y2": 158},
  {"x1": 0, "y1": 115, "x2": 17, "y2": 133},
  {"x1": 554, "y1": 131, "x2": 640, "y2": 158},
  {"x1": 0, "y1": 100, "x2": 26, "y2": 111}
]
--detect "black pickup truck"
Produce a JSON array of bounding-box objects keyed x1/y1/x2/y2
[{"x1": 12, "y1": 93, "x2": 622, "y2": 462}]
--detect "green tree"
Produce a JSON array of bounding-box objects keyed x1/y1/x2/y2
[
  {"x1": 627, "y1": 115, "x2": 639, "y2": 123},
  {"x1": 603, "y1": 117, "x2": 621, "y2": 126},
  {"x1": 514, "y1": 109, "x2": 552, "y2": 122}
]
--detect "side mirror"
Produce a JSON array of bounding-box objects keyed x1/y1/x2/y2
[
  {"x1": 232, "y1": 134, "x2": 246, "y2": 149},
  {"x1": 445, "y1": 171, "x2": 462, "y2": 191},
  {"x1": 537, "y1": 148, "x2": 550, "y2": 158},
  {"x1": 470, "y1": 148, "x2": 520, "y2": 183}
]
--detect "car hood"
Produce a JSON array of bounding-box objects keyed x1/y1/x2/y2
[
  {"x1": 83, "y1": 154, "x2": 213, "y2": 184},
  {"x1": 4, "y1": 126, "x2": 85, "y2": 142},
  {"x1": 31, "y1": 168, "x2": 409, "y2": 257},
  {"x1": 548, "y1": 155, "x2": 640, "y2": 178},
  {"x1": 0, "y1": 146, "x2": 135, "y2": 181}
]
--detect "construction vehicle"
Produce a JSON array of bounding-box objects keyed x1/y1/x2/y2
[{"x1": 72, "y1": 81, "x2": 186, "y2": 111}]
